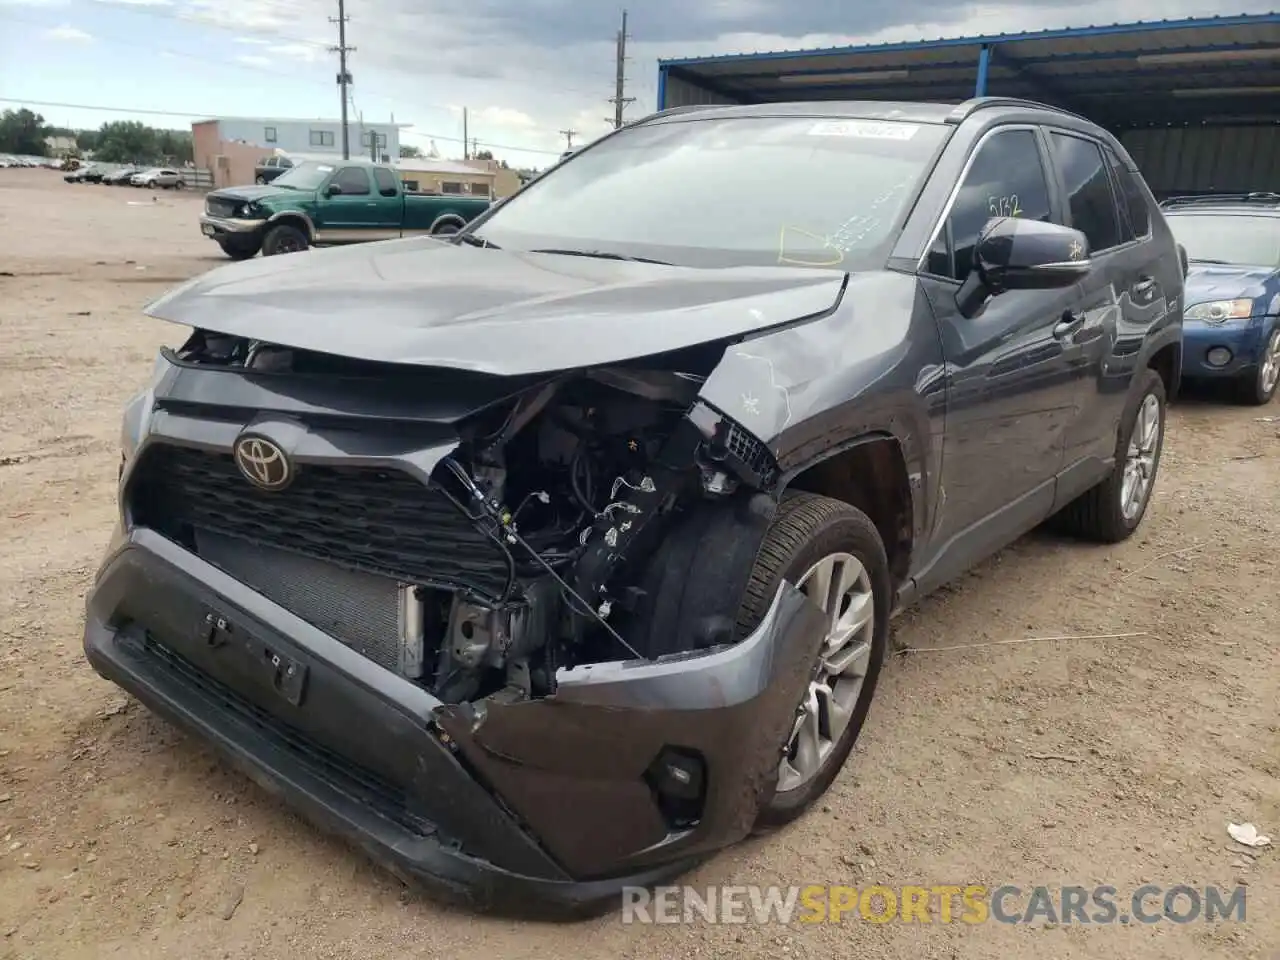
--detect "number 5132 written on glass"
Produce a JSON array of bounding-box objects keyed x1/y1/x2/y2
[{"x1": 988, "y1": 195, "x2": 1023, "y2": 217}]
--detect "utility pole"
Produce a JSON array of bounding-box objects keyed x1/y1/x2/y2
[
  {"x1": 470, "y1": 137, "x2": 479, "y2": 157},
  {"x1": 559, "y1": 128, "x2": 577, "y2": 152},
  {"x1": 329, "y1": 0, "x2": 355, "y2": 159},
  {"x1": 462, "y1": 107, "x2": 468, "y2": 159},
  {"x1": 608, "y1": 9, "x2": 635, "y2": 129}
]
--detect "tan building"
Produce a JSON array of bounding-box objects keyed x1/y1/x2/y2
[
  {"x1": 396, "y1": 158, "x2": 497, "y2": 197},
  {"x1": 460, "y1": 157, "x2": 524, "y2": 198}
]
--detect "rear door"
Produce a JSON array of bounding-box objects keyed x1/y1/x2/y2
[
  {"x1": 369, "y1": 166, "x2": 405, "y2": 235},
  {"x1": 915, "y1": 125, "x2": 1081, "y2": 589},
  {"x1": 1042, "y1": 130, "x2": 1166, "y2": 505}
]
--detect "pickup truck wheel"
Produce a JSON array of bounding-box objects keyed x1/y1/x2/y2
[
  {"x1": 1236, "y1": 328, "x2": 1280, "y2": 406},
  {"x1": 1052, "y1": 367, "x2": 1166, "y2": 543},
  {"x1": 742, "y1": 493, "x2": 890, "y2": 828},
  {"x1": 262, "y1": 223, "x2": 308, "y2": 256},
  {"x1": 432, "y1": 221, "x2": 462, "y2": 235},
  {"x1": 255, "y1": 175, "x2": 267, "y2": 185}
]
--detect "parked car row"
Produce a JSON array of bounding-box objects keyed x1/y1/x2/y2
[
  {"x1": 0, "y1": 154, "x2": 67, "y2": 169},
  {"x1": 64, "y1": 163, "x2": 188, "y2": 188}
]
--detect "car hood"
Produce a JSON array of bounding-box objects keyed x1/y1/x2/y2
[
  {"x1": 1184, "y1": 263, "x2": 1276, "y2": 304},
  {"x1": 144, "y1": 239, "x2": 849, "y2": 376},
  {"x1": 207, "y1": 184, "x2": 305, "y2": 204}
]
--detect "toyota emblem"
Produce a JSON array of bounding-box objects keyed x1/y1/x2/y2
[{"x1": 233, "y1": 435, "x2": 292, "y2": 490}]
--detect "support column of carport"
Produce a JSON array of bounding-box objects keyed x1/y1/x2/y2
[{"x1": 975, "y1": 43, "x2": 992, "y2": 97}]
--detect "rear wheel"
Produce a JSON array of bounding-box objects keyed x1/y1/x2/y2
[
  {"x1": 432, "y1": 220, "x2": 462, "y2": 235},
  {"x1": 738, "y1": 494, "x2": 890, "y2": 827},
  {"x1": 255, "y1": 175, "x2": 268, "y2": 185},
  {"x1": 1237, "y1": 328, "x2": 1280, "y2": 406},
  {"x1": 1052, "y1": 367, "x2": 1166, "y2": 542},
  {"x1": 261, "y1": 223, "x2": 308, "y2": 256}
]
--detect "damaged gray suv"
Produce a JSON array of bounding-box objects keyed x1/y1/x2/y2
[{"x1": 85, "y1": 98, "x2": 1183, "y2": 917}]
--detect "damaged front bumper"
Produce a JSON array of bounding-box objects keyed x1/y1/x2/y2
[{"x1": 83, "y1": 526, "x2": 827, "y2": 918}]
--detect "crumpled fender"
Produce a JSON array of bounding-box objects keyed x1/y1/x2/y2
[{"x1": 434, "y1": 582, "x2": 826, "y2": 880}]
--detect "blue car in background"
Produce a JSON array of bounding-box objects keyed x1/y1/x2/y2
[{"x1": 1160, "y1": 193, "x2": 1280, "y2": 405}]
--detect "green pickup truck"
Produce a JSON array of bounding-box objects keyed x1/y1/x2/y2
[{"x1": 198, "y1": 159, "x2": 491, "y2": 259}]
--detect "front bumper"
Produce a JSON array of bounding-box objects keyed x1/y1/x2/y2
[
  {"x1": 84, "y1": 526, "x2": 824, "y2": 918},
  {"x1": 1181, "y1": 317, "x2": 1266, "y2": 378},
  {"x1": 199, "y1": 214, "x2": 266, "y2": 242}
]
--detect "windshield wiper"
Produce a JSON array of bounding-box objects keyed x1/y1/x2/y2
[
  {"x1": 1188, "y1": 257, "x2": 1231, "y2": 265},
  {"x1": 455, "y1": 233, "x2": 499, "y2": 249},
  {"x1": 529, "y1": 247, "x2": 670, "y2": 265}
]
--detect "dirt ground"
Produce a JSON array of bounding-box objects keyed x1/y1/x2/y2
[{"x1": 0, "y1": 167, "x2": 1276, "y2": 959}]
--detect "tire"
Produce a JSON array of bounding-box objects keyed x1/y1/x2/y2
[
  {"x1": 218, "y1": 240, "x2": 261, "y2": 261},
  {"x1": 432, "y1": 220, "x2": 462, "y2": 235},
  {"x1": 1236, "y1": 328, "x2": 1280, "y2": 406},
  {"x1": 255, "y1": 175, "x2": 267, "y2": 185},
  {"x1": 261, "y1": 223, "x2": 308, "y2": 256},
  {"x1": 1052, "y1": 367, "x2": 1166, "y2": 543},
  {"x1": 741, "y1": 493, "x2": 891, "y2": 827},
  {"x1": 174, "y1": 180, "x2": 186, "y2": 190},
  {"x1": 145, "y1": 180, "x2": 156, "y2": 189}
]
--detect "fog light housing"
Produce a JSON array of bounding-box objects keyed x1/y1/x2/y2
[
  {"x1": 1206, "y1": 347, "x2": 1233, "y2": 367},
  {"x1": 645, "y1": 747, "x2": 707, "y2": 828}
]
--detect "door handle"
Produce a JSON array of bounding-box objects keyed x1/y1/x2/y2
[{"x1": 1053, "y1": 310, "x2": 1086, "y2": 339}]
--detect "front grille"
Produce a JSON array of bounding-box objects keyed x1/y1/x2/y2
[
  {"x1": 141, "y1": 634, "x2": 436, "y2": 837},
  {"x1": 194, "y1": 529, "x2": 404, "y2": 674},
  {"x1": 205, "y1": 197, "x2": 239, "y2": 218},
  {"x1": 130, "y1": 444, "x2": 512, "y2": 601}
]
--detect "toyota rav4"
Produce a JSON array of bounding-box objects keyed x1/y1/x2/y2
[{"x1": 85, "y1": 98, "x2": 1183, "y2": 918}]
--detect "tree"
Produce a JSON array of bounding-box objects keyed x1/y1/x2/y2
[
  {"x1": 475, "y1": 149, "x2": 494, "y2": 161},
  {"x1": 156, "y1": 129, "x2": 194, "y2": 164},
  {"x1": 0, "y1": 109, "x2": 50, "y2": 156},
  {"x1": 400, "y1": 144, "x2": 422, "y2": 158},
  {"x1": 91, "y1": 121, "x2": 159, "y2": 163}
]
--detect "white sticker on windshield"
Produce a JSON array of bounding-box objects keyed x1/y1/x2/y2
[{"x1": 807, "y1": 120, "x2": 919, "y2": 140}]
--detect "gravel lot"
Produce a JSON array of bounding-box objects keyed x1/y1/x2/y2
[{"x1": 0, "y1": 167, "x2": 1276, "y2": 959}]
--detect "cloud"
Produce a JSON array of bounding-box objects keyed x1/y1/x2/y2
[
  {"x1": 44, "y1": 23, "x2": 94, "y2": 42},
  {"x1": 91, "y1": 0, "x2": 175, "y2": 6},
  {"x1": 234, "y1": 54, "x2": 272, "y2": 67}
]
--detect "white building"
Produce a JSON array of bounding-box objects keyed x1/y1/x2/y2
[{"x1": 192, "y1": 116, "x2": 408, "y2": 164}]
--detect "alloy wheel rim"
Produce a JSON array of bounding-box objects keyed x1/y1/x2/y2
[
  {"x1": 1121, "y1": 393, "x2": 1161, "y2": 521},
  {"x1": 777, "y1": 551, "x2": 875, "y2": 794},
  {"x1": 1261, "y1": 331, "x2": 1280, "y2": 396}
]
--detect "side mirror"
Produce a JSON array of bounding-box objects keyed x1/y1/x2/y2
[
  {"x1": 957, "y1": 218, "x2": 1091, "y2": 317},
  {"x1": 324, "y1": 183, "x2": 343, "y2": 196}
]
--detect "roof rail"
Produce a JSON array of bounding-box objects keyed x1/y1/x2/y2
[
  {"x1": 1160, "y1": 192, "x2": 1280, "y2": 208},
  {"x1": 945, "y1": 97, "x2": 1088, "y2": 125}
]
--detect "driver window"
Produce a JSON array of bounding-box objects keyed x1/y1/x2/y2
[
  {"x1": 928, "y1": 129, "x2": 1054, "y2": 281},
  {"x1": 331, "y1": 167, "x2": 371, "y2": 195}
]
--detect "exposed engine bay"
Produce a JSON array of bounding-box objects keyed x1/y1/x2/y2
[{"x1": 163, "y1": 330, "x2": 782, "y2": 707}]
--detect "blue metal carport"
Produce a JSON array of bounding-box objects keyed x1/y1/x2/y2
[{"x1": 656, "y1": 13, "x2": 1280, "y2": 195}]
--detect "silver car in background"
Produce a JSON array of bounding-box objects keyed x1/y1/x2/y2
[{"x1": 130, "y1": 167, "x2": 187, "y2": 189}]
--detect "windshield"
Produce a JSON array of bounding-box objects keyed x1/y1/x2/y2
[
  {"x1": 469, "y1": 115, "x2": 948, "y2": 269},
  {"x1": 271, "y1": 161, "x2": 336, "y2": 191},
  {"x1": 1167, "y1": 213, "x2": 1280, "y2": 267}
]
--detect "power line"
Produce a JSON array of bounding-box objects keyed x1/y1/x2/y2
[
  {"x1": 608, "y1": 9, "x2": 635, "y2": 129},
  {"x1": 329, "y1": 0, "x2": 355, "y2": 159}
]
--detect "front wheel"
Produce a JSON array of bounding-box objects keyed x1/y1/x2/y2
[
  {"x1": 1052, "y1": 367, "x2": 1167, "y2": 542},
  {"x1": 1237, "y1": 328, "x2": 1280, "y2": 406},
  {"x1": 218, "y1": 239, "x2": 261, "y2": 260},
  {"x1": 255, "y1": 175, "x2": 268, "y2": 185},
  {"x1": 261, "y1": 223, "x2": 308, "y2": 256},
  {"x1": 432, "y1": 221, "x2": 462, "y2": 236},
  {"x1": 739, "y1": 493, "x2": 891, "y2": 828}
]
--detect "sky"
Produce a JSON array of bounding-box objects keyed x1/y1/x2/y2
[{"x1": 0, "y1": 0, "x2": 1275, "y2": 166}]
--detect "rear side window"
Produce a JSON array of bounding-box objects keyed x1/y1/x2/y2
[
  {"x1": 1049, "y1": 133, "x2": 1121, "y2": 253},
  {"x1": 372, "y1": 166, "x2": 399, "y2": 197},
  {"x1": 1103, "y1": 147, "x2": 1151, "y2": 240},
  {"x1": 927, "y1": 128, "x2": 1053, "y2": 281}
]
